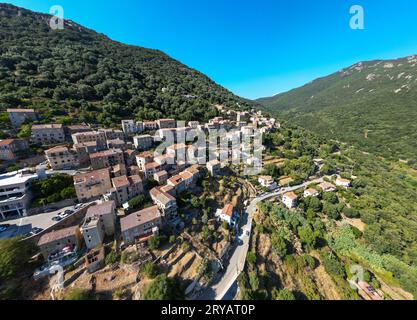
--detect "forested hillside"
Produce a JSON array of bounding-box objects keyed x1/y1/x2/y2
[
  {"x1": 0, "y1": 3, "x2": 254, "y2": 127},
  {"x1": 258, "y1": 57, "x2": 417, "y2": 165}
]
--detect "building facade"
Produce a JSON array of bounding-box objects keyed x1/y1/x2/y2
[
  {"x1": 73, "y1": 169, "x2": 112, "y2": 202},
  {"x1": 31, "y1": 124, "x2": 65, "y2": 146},
  {"x1": 7, "y1": 109, "x2": 38, "y2": 127},
  {"x1": 0, "y1": 139, "x2": 29, "y2": 161}
]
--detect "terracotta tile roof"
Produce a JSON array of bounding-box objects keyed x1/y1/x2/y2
[
  {"x1": 7, "y1": 108, "x2": 35, "y2": 113},
  {"x1": 185, "y1": 165, "x2": 200, "y2": 175},
  {"x1": 167, "y1": 143, "x2": 187, "y2": 151},
  {"x1": 179, "y1": 171, "x2": 193, "y2": 180},
  {"x1": 45, "y1": 146, "x2": 69, "y2": 154},
  {"x1": 120, "y1": 206, "x2": 161, "y2": 231},
  {"x1": 154, "y1": 170, "x2": 168, "y2": 178},
  {"x1": 222, "y1": 204, "x2": 234, "y2": 217},
  {"x1": 284, "y1": 192, "x2": 298, "y2": 200},
  {"x1": 137, "y1": 151, "x2": 154, "y2": 159},
  {"x1": 304, "y1": 188, "x2": 318, "y2": 196},
  {"x1": 86, "y1": 201, "x2": 115, "y2": 218},
  {"x1": 144, "y1": 162, "x2": 160, "y2": 170},
  {"x1": 319, "y1": 182, "x2": 336, "y2": 190},
  {"x1": 37, "y1": 226, "x2": 78, "y2": 246},
  {"x1": 73, "y1": 168, "x2": 110, "y2": 184},
  {"x1": 150, "y1": 187, "x2": 176, "y2": 204},
  {"x1": 0, "y1": 139, "x2": 15, "y2": 146},
  {"x1": 32, "y1": 124, "x2": 63, "y2": 130}
]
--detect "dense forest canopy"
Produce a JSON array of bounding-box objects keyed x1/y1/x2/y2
[{"x1": 0, "y1": 4, "x2": 255, "y2": 127}]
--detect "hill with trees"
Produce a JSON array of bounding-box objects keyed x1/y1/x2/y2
[
  {"x1": 258, "y1": 56, "x2": 417, "y2": 165},
  {"x1": 0, "y1": 3, "x2": 254, "y2": 128}
]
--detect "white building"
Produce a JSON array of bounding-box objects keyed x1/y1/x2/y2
[
  {"x1": 0, "y1": 169, "x2": 39, "y2": 220},
  {"x1": 304, "y1": 188, "x2": 319, "y2": 198},
  {"x1": 258, "y1": 176, "x2": 278, "y2": 190},
  {"x1": 121, "y1": 120, "x2": 137, "y2": 135},
  {"x1": 133, "y1": 135, "x2": 153, "y2": 150},
  {"x1": 282, "y1": 192, "x2": 298, "y2": 209},
  {"x1": 215, "y1": 204, "x2": 239, "y2": 227},
  {"x1": 336, "y1": 178, "x2": 351, "y2": 188}
]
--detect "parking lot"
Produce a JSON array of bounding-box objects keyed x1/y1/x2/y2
[{"x1": 0, "y1": 203, "x2": 87, "y2": 239}]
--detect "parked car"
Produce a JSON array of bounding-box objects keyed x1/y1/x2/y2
[
  {"x1": 52, "y1": 216, "x2": 62, "y2": 222},
  {"x1": 74, "y1": 203, "x2": 84, "y2": 210},
  {"x1": 64, "y1": 210, "x2": 74, "y2": 215},
  {"x1": 0, "y1": 224, "x2": 10, "y2": 233},
  {"x1": 30, "y1": 227, "x2": 43, "y2": 235}
]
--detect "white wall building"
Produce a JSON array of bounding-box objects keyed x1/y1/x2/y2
[{"x1": 0, "y1": 169, "x2": 39, "y2": 220}]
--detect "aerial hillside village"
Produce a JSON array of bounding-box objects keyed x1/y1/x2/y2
[
  {"x1": 0, "y1": 105, "x2": 286, "y2": 299},
  {"x1": 0, "y1": 104, "x2": 391, "y2": 302}
]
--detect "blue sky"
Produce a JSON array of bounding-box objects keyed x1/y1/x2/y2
[{"x1": 3, "y1": 0, "x2": 417, "y2": 99}]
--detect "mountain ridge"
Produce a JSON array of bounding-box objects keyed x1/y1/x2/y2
[
  {"x1": 0, "y1": 3, "x2": 255, "y2": 127},
  {"x1": 257, "y1": 55, "x2": 417, "y2": 163}
]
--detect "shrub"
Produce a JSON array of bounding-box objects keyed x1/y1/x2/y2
[
  {"x1": 148, "y1": 236, "x2": 160, "y2": 250},
  {"x1": 272, "y1": 288, "x2": 296, "y2": 300},
  {"x1": 105, "y1": 250, "x2": 119, "y2": 266},
  {"x1": 142, "y1": 275, "x2": 184, "y2": 300},
  {"x1": 64, "y1": 288, "x2": 91, "y2": 300},
  {"x1": 140, "y1": 262, "x2": 159, "y2": 279},
  {"x1": 246, "y1": 252, "x2": 257, "y2": 265}
]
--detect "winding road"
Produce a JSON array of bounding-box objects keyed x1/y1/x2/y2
[{"x1": 196, "y1": 177, "x2": 324, "y2": 300}]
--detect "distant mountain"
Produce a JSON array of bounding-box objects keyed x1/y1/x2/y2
[
  {"x1": 258, "y1": 56, "x2": 417, "y2": 162},
  {"x1": 0, "y1": 3, "x2": 254, "y2": 127}
]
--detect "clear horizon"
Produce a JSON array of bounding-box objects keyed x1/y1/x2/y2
[{"x1": 3, "y1": 0, "x2": 417, "y2": 99}]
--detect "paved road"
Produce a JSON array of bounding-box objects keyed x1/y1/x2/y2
[
  {"x1": 197, "y1": 177, "x2": 324, "y2": 300},
  {"x1": 0, "y1": 203, "x2": 92, "y2": 239}
]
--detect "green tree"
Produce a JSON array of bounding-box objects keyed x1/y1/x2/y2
[
  {"x1": 246, "y1": 252, "x2": 257, "y2": 265},
  {"x1": 271, "y1": 233, "x2": 289, "y2": 257},
  {"x1": 272, "y1": 288, "x2": 296, "y2": 300},
  {"x1": 0, "y1": 238, "x2": 36, "y2": 280},
  {"x1": 142, "y1": 275, "x2": 184, "y2": 300},
  {"x1": 140, "y1": 262, "x2": 159, "y2": 279},
  {"x1": 128, "y1": 195, "x2": 145, "y2": 210},
  {"x1": 148, "y1": 236, "x2": 160, "y2": 250}
]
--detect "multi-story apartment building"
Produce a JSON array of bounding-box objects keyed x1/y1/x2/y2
[
  {"x1": 98, "y1": 128, "x2": 125, "y2": 141},
  {"x1": 0, "y1": 139, "x2": 29, "y2": 161},
  {"x1": 135, "y1": 151, "x2": 154, "y2": 171},
  {"x1": 207, "y1": 160, "x2": 221, "y2": 177},
  {"x1": 143, "y1": 121, "x2": 158, "y2": 131},
  {"x1": 143, "y1": 162, "x2": 162, "y2": 179},
  {"x1": 111, "y1": 175, "x2": 144, "y2": 206},
  {"x1": 150, "y1": 187, "x2": 178, "y2": 221},
  {"x1": 45, "y1": 146, "x2": 80, "y2": 170},
  {"x1": 31, "y1": 124, "x2": 65, "y2": 146},
  {"x1": 133, "y1": 134, "x2": 153, "y2": 150},
  {"x1": 0, "y1": 169, "x2": 39, "y2": 220},
  {"x1": 64, "y1": 124, "x2": 92, "y2": 141},
  {"x1": 81, "y1": 216, "x2": 104, "y2": 250},
  {"x1": 89, "y1": 149, "x2": 124, "y2": 170},
  {"x1": 7, "y1": 108, "x2": 38, "y2": 127},
  {"x1": 153, "y1": 170, "x2": 168, "y2": 185},
  {"x1": 157, "y1": 118, "x2": 176, "y2": 129},
  {"x1": 167, "y1": 143, "x2": 187, "y2": 162},
  {"x1": 188, "y1": 121, "x2": 199, "y2": 129},
  {"x1": 37, "y1": 226, "x2": 82, "y2": 259},
  {"x1": 85, "y1": 201, "x2": 116, "y2": 236},
  {"x1": 72, "y1": 131, "x2": 107, "y2": 151},
  {"x1": 120, "y1": 206, "x2": 162, "y2": 244},
  {"x1": 124, "y1": 149, "x2": 137, "y2": 167},
  {"x1": 121, "y1": 120, "x2": 138, "y2": 135},
  {"x1": 107, "y1": 139, "x2": 128, "y2": 151},
  {"x1": 73, "y1": 169, "x2": 112, "y2": 202}
]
